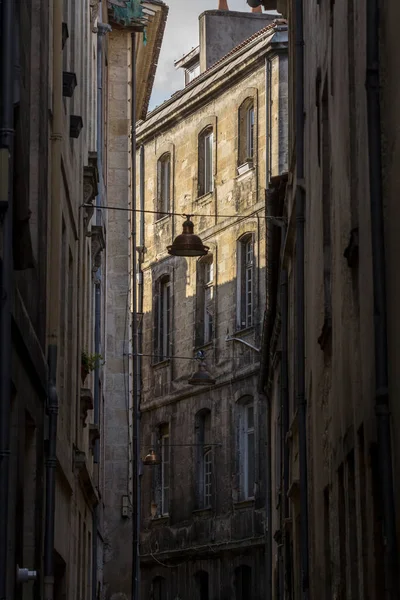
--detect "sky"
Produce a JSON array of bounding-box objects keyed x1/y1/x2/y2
[{"x1": 148, "y1": 0, "x2": 255, "y2": 111}]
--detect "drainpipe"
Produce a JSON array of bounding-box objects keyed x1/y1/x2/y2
[
  {"x1": 93, "y1": 7, "x2": 111, "y2": 600},
  {"x1": 294, "y1": 0, "x2": 309, "y2": 595},
  {"x1": 366, "y1": 1, "x2": 398, "y2": 597},
  {"x1": 0, "y1": 0, "x2": 15, "y2": 597},
  {"x1": 130, "y1": 30, "x2": 141, "y2": 600},
  {"x1": 280, "y1": 269, "x2": 291, "y2": 599},
  {"x1": 43, "y1": 1, "x2": 63, "y2": 599}
]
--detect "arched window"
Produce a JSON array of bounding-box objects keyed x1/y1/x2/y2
[
  {"x1": 195, "y1": 254, "x2": 214, "y2": 347},
  {"x1": 198, "y1": 126, "x2": 214, "y2": 197},
  {"x1": 154, "y1": 274, "x2": 171, "y2": 361},
  {"x1": 157, "y1": 153, "x2": 171, "y2": 219},
  {"x1": 237, "y1": 233, "x2": 254, "y2": 330},
  {"x1": 237, "y1": 397, "x2": 255, "y2": 500},
  {"x1": 234, "y1": 565, "x2": 252, "y2": 600},
  {"x1": 238, "y1": 99, "x2": 255, "y2": 167},
  {"x1": 194, "y1": 570, "x2": 209, "y2": 600},
  {"x1": 195, "y1": 409, "x2": 212, "y2": 509}
]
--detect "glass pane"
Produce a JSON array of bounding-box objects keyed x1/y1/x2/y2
[
  {"x1": 163, "y1": 488, "x2": 169, "y2": 514},
  {"x1": 247, "y1": 405, "x2": 254, "y2": 429},
  {"x1": 247, "y1": 432, "x2": 255, "y2": 497}
]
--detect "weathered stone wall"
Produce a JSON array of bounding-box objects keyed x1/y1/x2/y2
[
  {"x1": 103, "y1": 28, "x2": 133, "y2": 600},
  {"x1": 269, "y1": 0, "x2": 400, "y2": 597}
]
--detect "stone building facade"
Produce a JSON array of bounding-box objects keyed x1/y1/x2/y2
[
  {"x1": 252, "y1": 0, "x2": 400, "y2": 598},
  {"x1": 135, "y1": 9, "x2": 287, "y2": 599},
  {"x1": 103, "y1": 3, "x2": 168, "y2": 600},
  {"x1": 0, "y1": 2, "x2": 165, "y2": 600}
]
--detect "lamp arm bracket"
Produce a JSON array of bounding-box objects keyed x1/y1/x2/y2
[{"x1": 225, "y1": 336, "x2": 261, "y2": 353}]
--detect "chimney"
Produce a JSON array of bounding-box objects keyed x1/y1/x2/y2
[
  {"x1": 251, "y1": 5, "x2": 263, "y2": 11},
  {"x1": 199, "y1": 7, "x2": 275, "y2": 73}
]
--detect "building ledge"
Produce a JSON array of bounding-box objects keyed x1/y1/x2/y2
[
  {"x1": 233, "y1": 499, "x2": 255, "y2": 510},
  {"x1": 73, "y1": 446, "x2": 99, "y2": 506},
  {"x1": 149, "y1": 515, "x2": 170, "y2": 527},
  {"x1": 192, "y1": 507, "x2": 212, "y2": 518}
]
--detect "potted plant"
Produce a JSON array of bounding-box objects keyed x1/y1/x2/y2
[{"x1": 81, "y1": 351, "x2": 103, "y2": 384}]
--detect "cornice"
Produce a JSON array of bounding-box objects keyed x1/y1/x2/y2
[{"x1": 137, "y1": 27, "x2": 288, "y2": 144}]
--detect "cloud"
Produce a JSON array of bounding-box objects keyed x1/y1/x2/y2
[{"x1": 149, "y1": 0, "x2": 251, "y2": 111}]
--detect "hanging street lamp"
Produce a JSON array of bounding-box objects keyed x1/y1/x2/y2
[{"x1": 167, "y1": 215, "x2": 209, "y2": 257}]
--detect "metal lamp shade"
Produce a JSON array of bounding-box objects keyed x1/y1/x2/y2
[
  {"x1": 167, "y1": 217, "x2": 209, "y2": 257},
  {"x1": 142, "y1": 449, "x2": 160, "y2": 466},
  {"x1": 188, "y1": 361, "x2": 216, "y2": 386}
]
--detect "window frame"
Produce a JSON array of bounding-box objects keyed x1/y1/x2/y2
[
  {"x1": 195, "y1": 255, "x2": 214, "y2": 348},
  {"x1": 195, "y1": 409, "x2": 212, "y2": 509},
  {"x1": 238, "y1": 397, "x2": 256, "y2": 501},
  {"x1": 237, "y1": 234, "x2": 255, "y2": 331},
  {"x1": 198, "y1": 126, "x2": 214, "y2": 198},
  {"x1": 161, "y1": 433, "x2": 170, "y2": 515},
  {"x1": 203, "y1": 447, "x2": 212, "y2": 508},
  {"x1": 155, "y1": 276, "x2": 171, "y2": 362},
  {"x1": 157, "y1": 152, "x2": 171, "y2": 220},
  {"x1": 238, "y1": 98, "x2": 256, "y2": 169}
]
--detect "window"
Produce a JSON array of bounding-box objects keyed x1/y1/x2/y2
[
  {"x1": 157, "y1": 153, "x2": 171, "y2": 219},
  {"x1": 204, "y1": 449, "x2": 212, "y2": 507},
  {"x1": 234, "y1": 565, "x2": 252, "y2": 600},
  {"x1": 198, "y1": 127, "x2": 214, "y2": 197},
  {"x1": 194, "y1": 571, "x2": 209, "y2": 600},
  {"x1": 238, "y1": 99, "x2": 255, "y2": 167},
  {"x1": 196, "y1": 256, "x2": 214, "y2": 347},
  {"x1": 237, "y1": 234, "x2": 254, "y2": 330},
  {"x1": 152, "y1": 576, "x2": 167, "y2": 600},
  {"x1": 238, "y1": 398, "x2": 255, "y2": 500},
  {"x1": 152, "y1": 424, "x2": 170, "y2": 517},
  {"x1": 185, "y1": 62, "x2": 200, "y2": 85},
  {"x1": 195, "y1": 409, "x2": 212, "y2": 509},
  {"x1": 155, "y1": 276, "x2": 171, "y2": 361},
  {"x1": 161, "y1": 431, "x2": 170, "y2": 515}
]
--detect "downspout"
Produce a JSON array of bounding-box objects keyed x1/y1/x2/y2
[
  {"x1": 281, "y1": 269, "x2": 291, "y2": 599},
  {"x1": 44, "y1": 1, "x2": 63, "y2": 599},
  {"x1": 130, "y1": 30, "x2": 141, "y2": 600},
  {"x1": 366, "y1": 1, "x2": 399, "y2": 596},
  {"x1": 93, "y1": 7, "x2": 111, "y2": 600},
  {"x1": 265, "y1": 57, "x2": 270, "y2": 187},
  {"x1": 294, "y1": 0, "x2": 309, "y2": 595},
  {"x1": 0, "y1": 0, "x2": 15, "y2": 597},
  {"x1": 138, "y1": 144, "x2": 145, "y2": 392}
]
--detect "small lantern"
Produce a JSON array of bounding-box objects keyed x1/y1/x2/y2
[
  {"x1": 167, "y1": 216, "x2": 209, "y2": 257},
  {"x1": 70, "y1": 115, "x2": 83, "y2": 139},
  {"x1": 143, "y1": 449, "x2": 160, "y2": 466},
  {"x1": 63, "y1": 72, "x2": 78, "y2": 97}
]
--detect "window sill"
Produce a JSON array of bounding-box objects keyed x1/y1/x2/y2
[
  {"x1": 152, "y1": 358, "x2": 171, "y2": 369},
  {"x1": 234, "y1": 325, "x2": 255, "y2": 336},
  {"x1": 233, "y1": 499, "x2": 255, "y2": 509},
  {"x1": 194, "y1": 341, "x2": 214, "y2": 353},
  {"x1": 150, "y1": 515, "x2": 170, "y2": 527},
  {"x1": 192, "y1": 507, "x2": 212, "y2": 517},
  {"x1": 155, "y1": 214, "x2": 171, "y2": 224},
  {"x1": 196, "y1": 191, "x2": 214, "y2": 204},
  {"x1": 236, "y1": 161, "x2": 254, "y2": 177}
]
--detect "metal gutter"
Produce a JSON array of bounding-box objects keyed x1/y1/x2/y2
[
  {"x1": 0, "y1": 0, "x2": 15, "y2": 594},
  {"x1": 366, "y1": 0, "x2": 398, "y2": 596}
]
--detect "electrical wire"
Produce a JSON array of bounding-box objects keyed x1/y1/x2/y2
[{"x1": 81, "y1": 203, "x2": 286, "y2": 221}]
